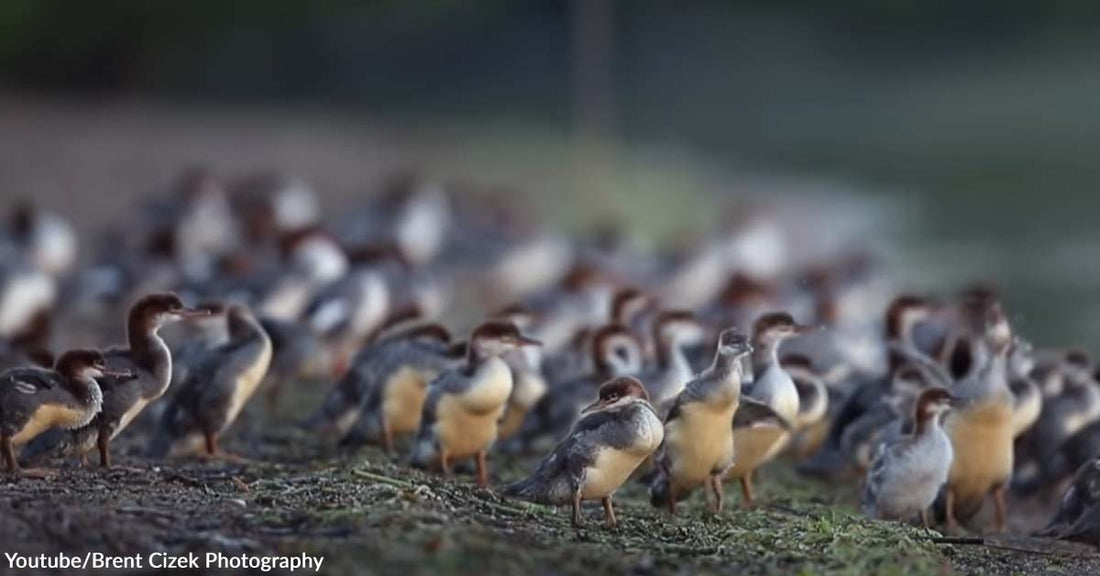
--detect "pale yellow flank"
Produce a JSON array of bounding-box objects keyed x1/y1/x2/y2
[
  {"x1": 664, "y1": 400, "x2": 739, "y2": 490},
  {"x1": 945, "y1": 398, "x2": 1014, "y2": 506},
  {"x1": 12, "y1": 404, "x2": 87, "y2": 445},
  {"x1": 224, "y1": 341, "x2": 273, "y2": 428},
  {"x1": 382, "y1": 367, "x2": 437, "y2": 435},
  {"x1": 433, "y1": 356, "x2": 513, "y2": 459},
  {"x1": 725, "y1": 425, "x2": 789, "y2": 481}
]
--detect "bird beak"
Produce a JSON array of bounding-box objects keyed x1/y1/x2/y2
[
  {"x1": 580, "y1": 399, "x2": 604, "y2": 415},
  {"x1": 517, "y1": 334, "x2": 543, "y2": 347},
  {"x1": 103, "y1": 368, "x2": 136, "y2": 380},
  {"x1": 793, "y1": 324, "x2": 816, "y2": 335},
  {"x1": 179, "y1": 308, "x2": 213, "y2": 320}
]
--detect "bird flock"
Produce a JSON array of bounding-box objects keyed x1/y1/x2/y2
[{"x1": 1, "y1": 168, "x2": 1099, "y2": 545}]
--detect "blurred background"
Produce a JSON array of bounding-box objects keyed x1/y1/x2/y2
[{"x1": 2, "y1": 0, "x2": 1100, "y2": 346}]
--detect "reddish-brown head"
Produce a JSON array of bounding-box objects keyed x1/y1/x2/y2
[
  {"x1": 55, "y1": 349, "x2": 132, "y2": 380},
  {"x1": 130, "y1": 293, "x2": 210, "y2": 330},
  {"x1": 591, "y1": 323, "x2": 643, "y2": 377},
  {"x1": 611, "y1": 288, "x2": 655, "y2": 325},
  {"x1": 885, "y1": 295, "x2": 935, "y2": 340},
  {"x1": 752, "y1": 312, "x2": 814, "y2": 343},
  {"x1": 914, "y1": 387, "x2": 954, "y2": 425},
  {"x1": 468, "y1": 320, "x2": 541, "y2": 361},
  {"x1": 581, "y1": 376, "x2": 650, "y2": 414}
]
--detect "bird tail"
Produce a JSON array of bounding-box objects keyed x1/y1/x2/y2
[
  {"x1": 501, "y1": 474, "x2": 547, "y2": 501},
  {"x1": 301, "y1": 382, "x2": 357, "y2": 435},
  {"x1": 408, "y1": 432, "x2": 436, "y2": 470},
  {"x1": 338, "y1": 413, "x2": 382, "y2": 448},
  {"x1": 19, "y1": 426, "x2": 95, "y2": 466},
  {"x1": 648, "y1": 471, "x2": 672, "y2": 509}
]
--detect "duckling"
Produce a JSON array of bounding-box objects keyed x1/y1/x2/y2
[
  {"x1": 1, "y1": 350, "x2": 131, "y2": 475},
  {"x1": 410, "y1": 321, "x2": 541, "y2": 486},
  {"x1": 256, "y1": 315, "x2": 326, "y2": 411},
  {"x1": 642, "y1": 310, "x2": 707, "y2": 410},
  {"x1": 331, "y1": 323, "x2": 462, "y2": 452},
  {"x1": 1040, "y1": 456, "x2": 1100, "y2": 546},
  {"x1": 493, "y1": 306, "x2": 549, "y2": 441},
  {"x1": 519, "y1": 324, "x2": 644, "y2": 449},
  {"x1": 724, "y1": 312, "x2": 812, "y2": 506},
  {"x1": 649, "y1": 329, "x2": 751, "y2": 514},
  {"x1": 147, "y1": 305, "x2": 272, "y2": 458},
  {"x1": 504, "y1": 376, "x2": 663, "y2": 527},
  {"x1": 409, "y1": 320, "x2": 541, "y2": 483},
  {"x1": 304, "y1": 267, "x2": 391, "y2": 376},
  {"x1": 20, "y1": 293, "x2": 208, "y2": 467},
  {"x1": 1006, "y1": 338, "x2": 1041, "y2": 439},
  {"x1": 800, "y1": 295, "x2": 938, "y2": 480},
  {"x1": 783, "y1": 354, "x2": 832, "y2": 459},
  {"x1": 861, "y1": 387, "x2": 955, "y2": 526},
  {"x1": 942, "y1": 300, "x2": 1015, "y2": 532},
  {"x1": 336, "y1": 323, "x2": 462, "y2": 450}
]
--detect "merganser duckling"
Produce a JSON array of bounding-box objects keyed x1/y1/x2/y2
[
  {"x1": 800, "y1": 295, "x2": 937, "y2": 480},
  {"x1": 842, "y1": 366, "x2": 936, "y2": 473},
  {"x1": 304, "y1": 268, "x2": 391, "y2": 376},
  {"x1": 1007, "y1": 338, "x2": 1041, "y2": 439},
  {"x1": 147, "y1": 305, "x2": 272, "y2": 458},
  {"x1": 9, "y1": 201, "x2": 77, "y2": 277},
  {"x1": 1015, "y1": 350, "x2": 1100, "y2": 492},
  {"x1": 1, "y1": 350, "x2": 131, "y2": 475},
  {"x1": 256, "y1": 227, "x2": 348, "y2": 321},
  {"x1": 167, "y1": 301, "x2": 231, "y2": 393},
  {"x1": 0, "y1": 258, "x2": 56, "y2": 343},
  {"x1": 861, "y1": 387, "x2": 955, "y2": 526},
  {"x1": 942, "y1": 299, "x2": 1015, "y2": 532},
  {"x1": 783, "y1": 354, "x2": 832, "y2": 458},
  {"x1": 256, "y1": 315, "x2": 326, "y2": 411},
  {"x1": 519, "y1": 324, "x2": 644, "y2": 449},
  {"x1": 410, "y1": 321, "x2": 540, "y2": 486},
  {"x1": 1040, "y1": 456, "x2": 1100, "y2": 546},
  {"x1": 649, "y1": 329, "x2": 751, "y2": 514},
  {"x1": 493, "y1": 306, "x2": 549, "y2": 441},
  {"x1": 642, "y1": 310, "x2": 706, "y2": 409},
  {"x1": 504, "y1": 376, "x2": 663, "y2": 527},
  {"x1": 725, "y1": 312, "x2": 812, "y2": 507},
  {"x1": 168, "y1": 168, "x2": 242, "y2": 282},
  {"x1": 320, "y1": 323, "x2": 461, "y2": 451},
  {"x1": 20, "y1": 293, "x2": 208, "y2": 467}
]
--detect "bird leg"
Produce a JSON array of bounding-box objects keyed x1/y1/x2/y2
[
  {"x1": 264, "y1": 379, "x2": 283, "y2": 414},
  {"x1": 710, "y1": 474, "x2": 725, "y2": 513},
  {"x1": 991, "y1": 484, "x2": 1007, "y2": 534},
  {"x1": 204, "y1": 430, "x2": 219, "y2": 456},
  {"x1": 572, "y1": 489, "x2": 584, "y2": 527},
  {"x1": 740, "y1": 473, "x2": 756, "y2": 509},
  {"x1": 602, "y1": 496, "x2": 617, "y2": 528},
  {"x1": 667, "y1": 484, "x2": 678, "y2": 515},
  {"x1": 2, "y1": 435, "x2": 17, "y2": 475},
  {"x1": 945, "y1": 488, "x2": 958, "y2": 533},
  {"x1": 439, "y1": 451, "x2": 452, "y2": 477},
  {"x1": 920, "y1": 508, "x2": 930, "y2": 530},
  {"x1": 97, "y1": 429, "x2": 112, "y2": 468},
  {"x1": 475, "y1": 451, "x2": 489, "y2": 488},
  {"x1": 381, "y1": 421, "x2": 394, "y2": 454}
]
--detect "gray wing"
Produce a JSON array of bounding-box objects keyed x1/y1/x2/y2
[
  {"x1": 417, "y1": 370, "x2": 470, "y2": 435},
  {"x1": 733, "y1": 397, "x2": 791, "y2": 431},
  {"x1": 504, "y1": 407, "x2": 642, "y2": 504},
  {"x1": 0, "y1": 368, "x2": 61, "y2": 395}
]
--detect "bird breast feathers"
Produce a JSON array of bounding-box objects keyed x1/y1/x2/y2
[{"x1": 458, "y1": 357, "x2": 513, "y2": 413}]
